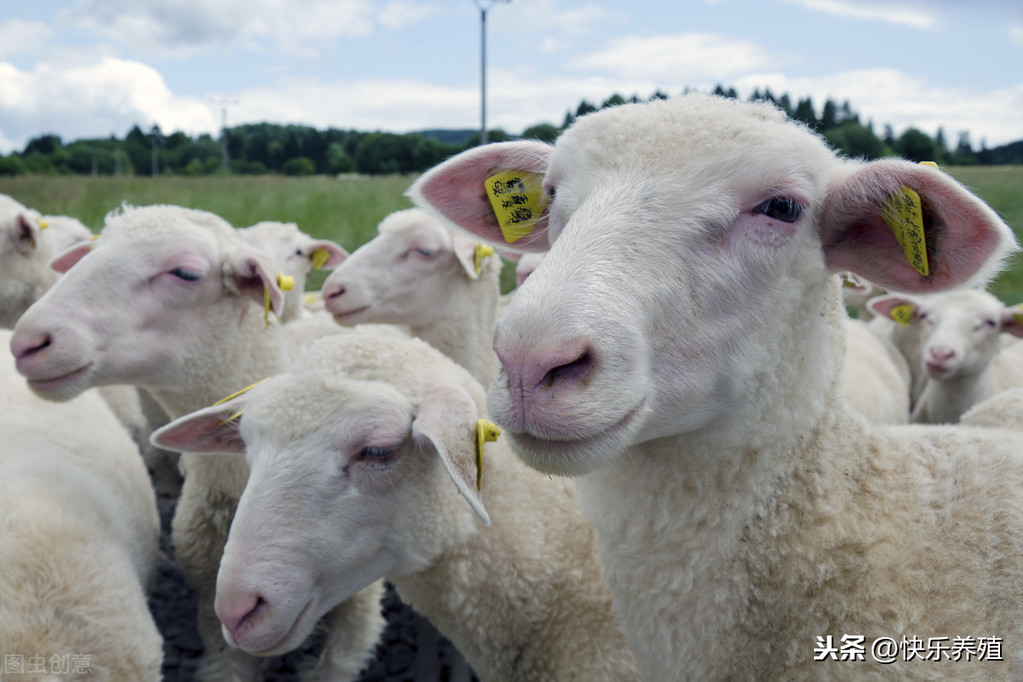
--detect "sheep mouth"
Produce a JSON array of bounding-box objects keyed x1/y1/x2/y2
[
  {"x1": 503, "y1": 400, "x2": 644, "y2": 476},
  {"x1": 924, "y1": 361, "x2": 956, "y2": 378},
  {"x1": 26, "y1": 363, "x2": 92, "y2": 395},
  {"x1": 237, "y1": 599, "x2": 315, "y2": 656},
  {"x1": 331, "y1": 305, "x2": 370, "y2": 320}
]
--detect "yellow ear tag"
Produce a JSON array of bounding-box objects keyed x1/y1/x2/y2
[
  {"x1": 88, "y1": 233, "x2": 99, "y2": 250},
  {"x1": 304, "y1": 293, "x2": 318, "y2": 305},
  {"x1": 212, "y1": 377, "x2": 268, "y2": 425},
  {"x1": 475, "y1": 418, "x2": 501, "y2": 492},
  {"x1": 890, "y1": 303, "x2": 915, "y2": 327},
  {"x1": 1012, "y1": 305, "x2": 1023, "y2": 326},
  {"x1": 38, "y1": 219, "x2": 48, "y2": 230},
  {"x1": 263, "y1": 274, "x2": 294, "y2": 327},
  {"x1": 277, "y1": 273, "x2": 295, "y2": 291},
  {"x1": 919, "y1": 161, "x2": 939, "y2": 169},
  {"x1": 841, "y1": 275, "x2": 857, "y2": 288},
  {"x1": 484, "y1": 170, "x2": 550, "y2": 244},
  {"x1": 881, "y1": 185, "x2": 929, "y2": 277},
  {"x1": 311, "y1": 247, "x2": 330, "y2": 271},
  {"x1": 474, "y1": 242, "x2": 495, "y2": 275}
]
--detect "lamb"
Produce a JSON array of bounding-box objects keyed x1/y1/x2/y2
[
  {"x1": 321, "y1": 207, "x2": 501, "y2": 384},
  {"x1": 0, "y1": 195, "x2": 91, "y2": 328},
  {"x1": 408, "y1": 93, "x2": 1023, "y2": 680},
  {"x1": 236, "y1": 220, "x2": 347, "y2": 323},
  {"x1": 9, "y1": 204, "x2": 385, "y2": 682},
  {"x1": 868, "y1": 289, "x2": 1023, "y2": 423},
  {"x1": 0, "y1": 328, "x2": 162, "y2": 680},
  {"x1": 149, "y1": 330, "x2": 642, "y2": 682}
]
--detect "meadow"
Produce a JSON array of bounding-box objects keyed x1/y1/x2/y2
[{"x1": 2, "y1": 165, "x2": 1021, "y2": 301}]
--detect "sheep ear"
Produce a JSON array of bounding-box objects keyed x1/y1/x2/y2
[
  {"x1": 1002, "y1": 305, "x2": 1023, "y2": 338},
  {"x1": 407, "y1": 140, "x2": 553, "y2": 254},
  {"x1": 307, "y1": 239, "x2": 348, "y2": 270},
  {"x1": 452, "y1": 236, "x2": 492, "y2": 280},
  {"x1": 49, "y1": 241, "x2": 92, "y2": 273},
  {"x1": 868, "y1": 293, "x2": 923, "y2": 327},
  {"x1": 13, "y1": 213, "x2": 42, "y2": 254},
  {"x1": 411, "y1": 385, "x2": 491, "y2": 526},
  {"x1": 150, "y1": 397, "x2": 247, "y2": 455},
  {"x1": 821, "y1": 159, "x2": 1017, "y2": 294},
  {"x1": 227, "y1": 249, "x2": 284, "y2": 317}
]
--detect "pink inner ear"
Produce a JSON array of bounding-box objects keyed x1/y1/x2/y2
[
  {"x1": 310, "y1": 240, "x2": 348, "y2": 269},
  {"x1": 823, "y1": 159, "x2": 1014, "y2": 294},
  {"x1": 408, "y1": 141, "x2": 553, "y2": 254},
  {"x1": 152, "y1": 411, "x2": 246, "y2": 454},
  {"x1": 49, "y1": 242, "x2": 92, "y2": 273},
  {"x1": 867, "y1": 294, "x2": 917, "y2": 319}
]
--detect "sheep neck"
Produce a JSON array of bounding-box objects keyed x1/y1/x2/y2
[
  {"x1": 574, "y1": 280, "x2": 851, "y2": 680},
  {"x1": 406, "y1": 270, "x2": 499, "y2": 386},
  {"x1": 914, "y1": 367, "x2": 995, "y2": 424},
  {"x1": 390, "y1": 445, "x2": 638, "y2": 681},
  {"x1": 148, "y1": 302, "x2": 285, "y2": 419}
]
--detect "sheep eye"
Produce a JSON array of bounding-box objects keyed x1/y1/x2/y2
[
  {"x1": 985, "y1": 319, "x2": 998, "y2": 328},
  {"x1": 170, "y1": 267, "x2": 201, "y2": 282},
  {"x1": 414, "y1": 248, "x2": 435, "y2": 257},
  {"x1": 294, "y1": 248, "x2": 304, "y2": 256},
  {"x1": 359, "y1": 444, "x2": 401, "y2": 460},
  {"x1": 547, "y1": 186, "x2": 556, "y2": 201},
  {"x1": 753, "y1": 197, "x2": 802, "y2": 223}
]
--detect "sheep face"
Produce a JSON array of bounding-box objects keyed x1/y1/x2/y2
[
  {"x1": 410, "y1": 94, "x2": 1016, "y2": 476},
  {"x1": 10, "y1": 205, "x2": 284, "y2": 401},
  {"x1": 322, "y1": 208, "x2": 488, "y2": 328},
  {"x1": 238, "y1": 221, "x2": 347, "y2": 322},
  {"x1": 151, "y1": 333, "x2": 488, "y2": 656},
  {"x1": 873, "y1": 290, "x2": 1023, "y2": 380}
]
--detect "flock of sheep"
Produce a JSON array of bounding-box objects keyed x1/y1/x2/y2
[{"x1": 2, "y1": 93, "x2": 1023, "y2": 681}]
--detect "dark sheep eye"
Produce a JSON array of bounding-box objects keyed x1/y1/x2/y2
[
  {"x1": 170, "y1": 267, "x2": 201, "y2": 282},
  {"x1": 753, "y1": 197, "x2": 802, "y2": 223},
  {"x1": 360, "y1": 445, "x2": 400, "y2": 460}
]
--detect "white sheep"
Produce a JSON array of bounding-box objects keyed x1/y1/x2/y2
[
  {"x1": 408, "y1": 93, "x2": 1023, "y2": 680},
  {"x1": 0, "y1": 195, "x2": 92, "y2": 329},
  {"x1": 236, "y1": 220, "x2": 347, "y2": 323},
  {"x1": 9, "y1": 204, "x2": 385, "y2": 682},
  {"x1": 321, "y1": 207, "x2": 501, "y2": 384},
  {"x1": 0, "y1": 328, "x2": 162, "y2": 680},
  {"x1": 840, "y1": 316, "x2": 911, "y2": 424},
  {"x1": 867, "y1": 290, "x2": 1023, "y2": 424},
  {"x1": 149, "y1": 330, "x2": 642, "y2": 682},
  {"x1": 839, "y1": 271, "x2": 886, "y2": 320}
]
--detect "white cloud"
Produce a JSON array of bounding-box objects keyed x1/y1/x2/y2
[
  {"x1": 567, "y1": 33, "x2": 794, "y2": 82},
  {"x1": 501, "y1": 0, "x2": 608, "y2": 38},
  {"x1": 0, "y1": 20, "x2": 53, "y2": 60},
  {"x1": 62, "y1": 0, "x2": 442, "y2": 59},
  {"x1": 732, "y1": 68, "x2": 1023, "y2": 147},
  {"x1": 0, "y1": 57, "x2": 216, "y2": 152},
  {"x1": 785, "y1": 0, "x2": 936, "y2": 30}
]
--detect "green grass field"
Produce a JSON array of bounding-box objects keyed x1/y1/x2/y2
[{"x1": 1, "y1": 166, "x2": 1021, "y2": 301}]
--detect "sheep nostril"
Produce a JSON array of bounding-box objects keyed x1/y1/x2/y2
[
  {"x1": 540, "y1": 348, "x2": 595, "y2": 390},
  {"x1": 13, "y1": 332, "x2": 51, "y2": 362}
]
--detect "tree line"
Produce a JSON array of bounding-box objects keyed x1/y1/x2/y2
[{"x1": 1, "y1": 85, "x2": 1019, "y2": 178}]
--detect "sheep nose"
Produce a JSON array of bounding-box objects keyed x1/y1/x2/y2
[
  {"x1": 929, "y1": 345, "x2": 956, "y2": 363},
  {"x1": 496, "y1": 337, "x2": 596, "y2": 395},
  {"x1": 322, "y1": 282, "x2": 346, "y2": 302},
  {"x1": 10, "y1": 328, "x2": 51, "y2": 363},
  {"x1": 216, "y1": 591, "x2": 267, "y2": 643}
]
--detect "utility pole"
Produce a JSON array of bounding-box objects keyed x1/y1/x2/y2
[
  {"x1": 209, "y1": 96, "x2": 239, "y2": 172},
  {"x1": 474, "y1": 0, "x2": 510, "y2": 145},
  {"x1": 150, "y1": 125, "x2": 162, "y2": 177}
]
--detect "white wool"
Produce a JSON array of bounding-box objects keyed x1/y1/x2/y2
[
  {"x1": 9, "y1": 203, "x2": 385, "y2": 682},
  {"x1": 152, "y1": 331, "x2": 641, "y2": 682},
  {"x1": 408, "y1": 93, "x2": 1023, "y2": 680},
  {"x1": 0, "y1": 329, "x2": 162, "y2": 680}
]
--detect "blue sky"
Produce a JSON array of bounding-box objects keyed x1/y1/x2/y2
[{"x1": 0, "y1": 0, "x2": 1020, "y2": 154}]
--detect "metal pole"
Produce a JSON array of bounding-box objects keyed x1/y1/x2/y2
[
  {"x1": 221, "y1": 106, "x2": 229, "y2": 172},
  {"x1": 480, "y1": 6, "x2": 487, "y2": 146}
]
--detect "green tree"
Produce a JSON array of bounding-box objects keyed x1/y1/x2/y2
[
  {"x1": 281, "y1": 156, "x2": 315, "y2": 176},
  {"x1": 522, "y1": 123, "x2": 560, "y2": 143},
  {"x1": 895, "y1": 128, "x2": 939, "y2": 162},
  {"x1": 792, "y1": 98, "x2": 817, "y2": 129},
  {"x1": 601, "y1": 93, "x2": 626, "y2": 109},
  {"x1": 0, "y1": 156, "x2": 26, "y2": 176}
]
